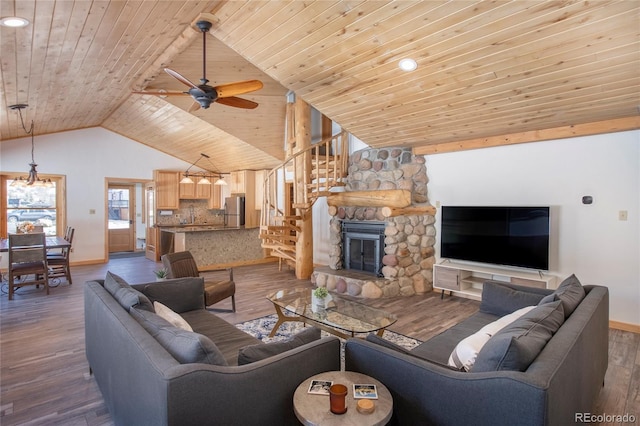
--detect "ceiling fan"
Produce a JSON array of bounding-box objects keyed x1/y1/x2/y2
[{"x1": 133, "y1": 20, "x2": 263, "y2": 110}]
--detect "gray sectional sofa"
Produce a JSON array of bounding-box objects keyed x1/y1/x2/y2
[
  {"x1": 345, "y1": 276, "x2": 609, "y2": 426},
  {"x1": 84, "y1": 273, "x2": 341, "y2": 426}
]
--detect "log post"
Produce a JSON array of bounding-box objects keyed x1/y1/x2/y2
[{"x1": 294, "y1": 96, "x2": 313, "y2": 279}]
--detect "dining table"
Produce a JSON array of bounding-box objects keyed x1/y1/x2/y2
[
  {"x1": 0, "y1": 235, "x2": 71, "y2": 253},
  {"x1": 0, "y1": 236, "x2": 72, "y2": 277}
]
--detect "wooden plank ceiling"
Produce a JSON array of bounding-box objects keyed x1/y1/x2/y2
[{"x1": 1, "y1": 1, "x2": 638, "y2": 172}]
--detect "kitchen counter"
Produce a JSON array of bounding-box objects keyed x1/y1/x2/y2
[
  {"x1": 158, "y1": 225, "x2": 242, "y2": 233},
  {"x1": 158, "y1": 226, "x2": 270, "y2": 269}
]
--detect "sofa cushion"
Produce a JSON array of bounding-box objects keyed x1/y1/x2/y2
[
  {"x1": 480, "y1": 281, "x2": 545, "y2": 316},
  {"x1": 471, "y1": 300, "x2": 564, "y2": 372},
  {"x1": 539, "y1": 274, "x2": 585, "y2": 318},
  {"x1": 141, "y1": 277, "x2": 205, "y2": 313},
  {"x1": 104, "y1": 271, "x2": 154, "y2": 312},
  {"x1": 448, "y1": 305, "x2": 535, "y2": 371},
  {"x1": 366, "y1": 333, "x2": 413, "y2": 355},
  {"x1": 237, "y1": 327, "x2": 321, "y2": 365},
  {"x1": 410, "y1": 311, "x2": 498, "y2": 365},
  {"x1": 130, "y1": 307, "x2": 227, "y2": 365},
  {"x1": 154, "y1": 301, "x2": 193, "y2": 332}
]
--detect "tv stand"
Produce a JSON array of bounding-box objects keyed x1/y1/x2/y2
[{"x1": 433, "y1": 261, "x2": 557, "y2": 300}]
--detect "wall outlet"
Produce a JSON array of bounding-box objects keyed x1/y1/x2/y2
[
  {"x1": 618, "y1": 210, "x2": 628, "y2": 221},
  {"x1": 89, "y1": 209, "x2": 96, "y2": 214}
]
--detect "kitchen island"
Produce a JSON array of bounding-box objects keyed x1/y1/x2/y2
[{"x1": 158, "y1": 225, "x2": 273, "y2": 269}]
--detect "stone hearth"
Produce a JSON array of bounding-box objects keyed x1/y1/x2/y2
[{"x1": 311, "y1": 147, "x2": 436, "y2": 299}]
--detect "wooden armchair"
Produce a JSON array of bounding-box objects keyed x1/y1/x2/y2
[
  {"x1": 161, "y1": 251, "x2": 236, "y2": 312},
  {"x1": 8, "y1": 233, "x2": 49, "y2": 300}
]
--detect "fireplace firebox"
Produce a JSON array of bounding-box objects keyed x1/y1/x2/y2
[{"x1": 342, "y1": 221, "x2": 385, "y2": 277}]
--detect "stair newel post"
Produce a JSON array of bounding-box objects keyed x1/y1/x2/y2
[{"x1": 293, "y1": 96, "x2": 314, "y2": 279}]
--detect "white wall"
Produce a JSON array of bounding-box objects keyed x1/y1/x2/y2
[
  {"x1": 426, "y1": 130, "x2": 640, "y2": 326},
  {"x1": 1, "y1": 127, "x2": 192, "y2": 263}
]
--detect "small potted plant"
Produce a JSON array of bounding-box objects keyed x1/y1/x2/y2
[
  {"x1": 311, "y1": 287, "x2": 331, "y2": 313},
  {"x1": 154, "y1": 269, "x2": 168, "y2": 281}
]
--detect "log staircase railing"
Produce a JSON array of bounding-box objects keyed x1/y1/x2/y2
[{"x1": 259, "y1": 130, "x2": 349, "y2": 265}]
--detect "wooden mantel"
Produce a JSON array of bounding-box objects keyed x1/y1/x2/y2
[
  {"x1": 326, "y1": 190, "x2": 412, "y2": 208},
  {"x1": 325, "y1": 190, "x2": 436, "y2": 217}
]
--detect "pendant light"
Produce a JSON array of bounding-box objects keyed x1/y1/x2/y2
[
  {"x1": 180, "y1": 153, "x2": 226, "y2": 185},
  {"x1": 9, "y1": 104, "x2": 53, "y2": 187}
]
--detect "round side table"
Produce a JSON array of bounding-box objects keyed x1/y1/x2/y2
[{"x1": 293, "y1": 371, "x2": 393, "y2": 426}]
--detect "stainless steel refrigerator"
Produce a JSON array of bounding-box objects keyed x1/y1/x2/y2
[{"x1": 224, "y1": 196, "x2": 245, "y2": 227}]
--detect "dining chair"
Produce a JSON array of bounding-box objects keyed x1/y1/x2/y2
[
  {"x1": 161, "y1": 251, "x2": 236, "y2": 312},
  {"x1": 8, "y1": 233, "x2": 49, "y2": 300},
  {"x1": 47, "y1": 227, "x2": 74, "y2": 284}
]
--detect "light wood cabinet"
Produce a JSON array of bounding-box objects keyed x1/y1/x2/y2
[
  {"x1": 433, "y1": 262, "x2": 557, "y2": 300},
  {"x1": 154, "y1": 170, "x2": 179, "y2": 210},
  {"x1": 230, "y1": 170, "x2": 249, "y2": 195},
  {"x1": 179, "y1": 180, "x2": 211, "y2": 200},
  {"x1": 208, "y1": 183, "x2": 222, "y2": 209}
]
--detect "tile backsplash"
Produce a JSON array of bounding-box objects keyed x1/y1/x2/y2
[{"x1": 156, "y1": 199, "x2": 225, "y2": 226}]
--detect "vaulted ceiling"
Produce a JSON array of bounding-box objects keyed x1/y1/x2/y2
[{"x1": 1, "y1": 1, "x2": 638, "y2": 172}]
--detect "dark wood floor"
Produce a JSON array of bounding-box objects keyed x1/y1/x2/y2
[{"x1": 0, "y1": 256, "x2": 637, "y2": 425}]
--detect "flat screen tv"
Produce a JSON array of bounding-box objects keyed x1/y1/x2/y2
[{"x1": 440, "y1": 206, "x2": 550, "y2": 271}]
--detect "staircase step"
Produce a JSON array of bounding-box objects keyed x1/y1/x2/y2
[{"x1": 262, "y1": 243, "x2": 296, "y2": 253}]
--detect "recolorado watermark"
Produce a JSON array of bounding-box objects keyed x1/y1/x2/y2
[{"x1": 575, "y1": 412, "x2": 636, "y2": 423}]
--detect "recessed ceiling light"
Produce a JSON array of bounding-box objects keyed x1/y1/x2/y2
[
  {"x1": 0, "y1": 17, "x2": 30, "y2": 27},
  {"x1": 398, "y1": 58, "x2": 418, "y2": 72}
]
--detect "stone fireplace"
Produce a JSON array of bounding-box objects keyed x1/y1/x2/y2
[{"x1": 311, "y1": 147, "x2": 436, "y2": 299}]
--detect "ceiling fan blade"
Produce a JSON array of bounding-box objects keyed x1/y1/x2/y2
[
  {"x1": 131, "y1": 90, "x2": 188, "y2": 97},
  {"x1": 214, "y1": 80, "x2": 264, "y2": 98},
  {"x1": 188, "y1": 101, "x2": 202, "y2": 112},
  {"x1": 164, "y1": 68, "x2": 199, "y2": 89},
  {"x1": 216, "y1": 96, "x2": 259, "y2": 109}
]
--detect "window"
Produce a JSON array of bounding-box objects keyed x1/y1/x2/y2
[{"x1": 2, "y1": 175, "x2": 65, "y2": 237}]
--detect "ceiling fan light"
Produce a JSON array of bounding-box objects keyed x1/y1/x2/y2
[
  {"x1": 398, "y1": 58, "x2": 418, "y2": 72},
  {"x1": 0, "y1": 17, "x2": 30, "y2": 27}
]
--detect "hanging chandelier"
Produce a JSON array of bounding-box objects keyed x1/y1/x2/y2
[
  {"x1": 8, "y1": 104, "x2": 52, "y2": 187},
  {"x1": 180, "y1": 153, "x2": 227, "y2": 186}
]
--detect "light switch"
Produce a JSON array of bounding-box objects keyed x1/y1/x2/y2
[
  {"x1": 89, "y1": 209, "x2": 96, "y2": 214},
  {"x1": 618, "y1": 210, "x2": 628, "y2": 221}
]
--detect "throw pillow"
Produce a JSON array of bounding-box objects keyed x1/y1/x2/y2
[
  {"x1": 471, "y1": 300, "x2": 565, "y2": 372},
  {"x1": 104, "y1": 271, "x2": 154, "y2": 312},
  {"x1": 448, "y1": 305, "x2": 535, "y2": 371},
  {"x1": 154, "y1": 301, "x2": 193, "y2": 332},
  {"x1": 237, "y1": 327, "x2": 321, "y2": 365},
  {"x1": 479, "y1": 281, "x2": 545, "y2": 316},
  {"x1": 130, "y1": 307, "x2": 227, "y2": 365},
  {"x1": 538, "y1": 274, "x2": 585, "y2": 318}
]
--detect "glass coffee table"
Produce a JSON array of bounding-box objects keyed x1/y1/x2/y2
[{"x1": 266, "y1": 287, "x2": 397, "y2": 339}]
